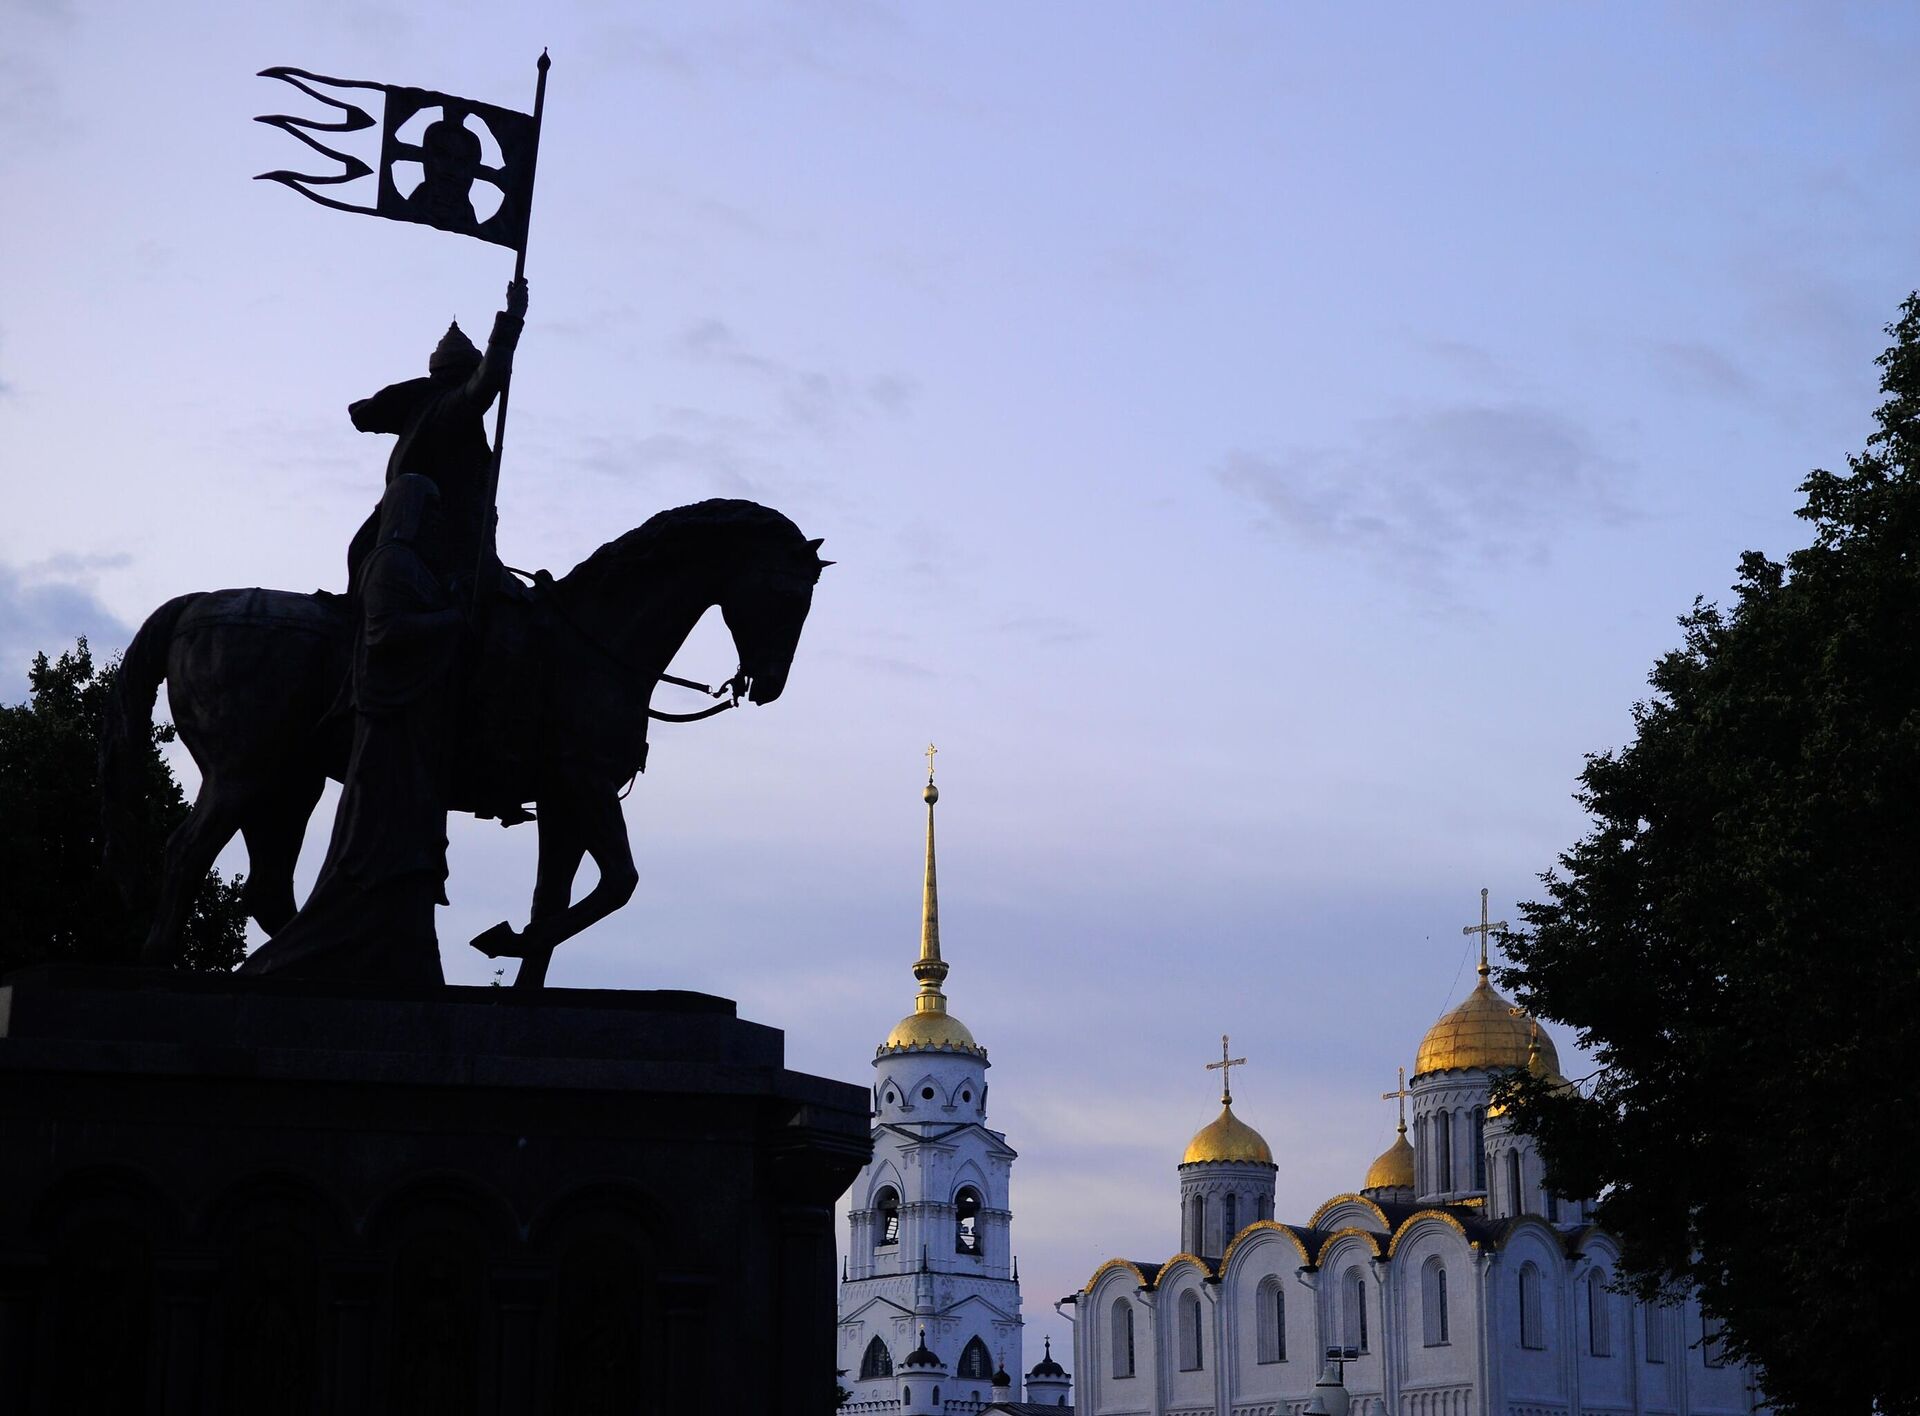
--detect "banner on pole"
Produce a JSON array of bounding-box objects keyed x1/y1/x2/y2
[{"x1": 255, "y1": 67, "x2": 537, "y2": 250}]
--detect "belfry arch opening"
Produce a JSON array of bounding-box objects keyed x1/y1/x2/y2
[{"x1": 954, "y1": 1186, "x2": 982, "y2": 1255}]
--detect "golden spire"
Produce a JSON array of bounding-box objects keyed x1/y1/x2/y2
[
  {"x1": 879, "y1": 747, "x2": 983, "y2": 1055},
  {"x1": 1462, "y1": 886, "x2": 1508, "y2": 982},
  {"x1": 911, "y1": 744, "x2": 948, "y2": 1018}
]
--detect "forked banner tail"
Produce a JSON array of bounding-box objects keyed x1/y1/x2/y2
[{"x1": 255, "y1": 63, "x2": 541, "y2": 249}]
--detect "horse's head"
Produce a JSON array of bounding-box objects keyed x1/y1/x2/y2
[
  {"x1": 562, "y1": 500, "x2": 832, "y2": 706},
  {"x1": 721, "y1": 527, "x2": 831, "y2": 705}
]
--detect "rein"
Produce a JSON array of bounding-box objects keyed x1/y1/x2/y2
[{"x1": 504, "y1": 565, "x2": 740, "y2": 724}]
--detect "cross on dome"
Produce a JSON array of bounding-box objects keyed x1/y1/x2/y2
[
  {"x1": 1381, "y1": 1064, "x2": 1412, "y2": 1136},
  {"x1": 1206, "y1": 1033, "x2": 1247, "y2": 1105},
  {"x1": 1462, "y1": 886, "x2": 1508, "y2": 979}
]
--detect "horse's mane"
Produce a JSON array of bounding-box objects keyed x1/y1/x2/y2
[{"x1": 560, "y1": 498, "x2": 800, "y2": 591}]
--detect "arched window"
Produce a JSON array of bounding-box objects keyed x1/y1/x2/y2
[
  {"x1": 1111, "y1": 1299, "x2": 1136, "y2": 1377},
  {"x1": 1178, "y1": 1290, "x2": 1204, "y2": 1371},
  {"x1": 1223, "y1": 1192, "x2": 1238, "y2": 1245},
  {"x1": 1518, "y1": 1263, "x2": 1545, "y2": 1349},
  {"x1": 1506, "y1": 1150, "x2": 1524, "y2": 1217},
  {"x1": 958, "y1": 1336, "x2": 993, "y2": 1379},
  {"x1": 1256, "y1": 1275, "x2": 1286, "y2": 1363},
  {"x1": 902, "y1": 1386, "x2": 910, "y2": 1405},
  {"x1": 1644, "y1": 1303, "x2": 1667, "y2": 1363},
  {"x1": 1422, "y1": 1257, "x2": 1449, "y2": 1346},
  {"x1": 859, "y1": 1336, "x2": 893, "y2": 1379},
  {"x1": 873, "y1": 1186, "x2": 900, "y2": 1248},
  {"x1": 1588, "y1": 1271, "x2": 1612, "y2": 1356},
  {"x1": 1436, "y1": 1110, "x2": 1453, "y2": 1190},
  {"x1": 954, "y1": 1187, "x2": 982, "y2": 1255},
  {"x1": 1471, "y1": 1107, "x2": 1487, "y2": 1191},
  {"x1": 1414, "y1": 1114, "x2": 1428, "y2": 1190},
  {"x1": 1188, "y1": 1193, "x2": 1205, "y2": 1251},
  {"x1": 1545, "y1": 1187, "x2": 1559, "y2": 1224},
  {"x1": 1342, "y1": 1267, "x2": 1369, "y2": 1352}
]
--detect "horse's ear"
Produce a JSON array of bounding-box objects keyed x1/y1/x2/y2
[{"x1": 805, "y1": 537, "x2": 824, "y2": 552}]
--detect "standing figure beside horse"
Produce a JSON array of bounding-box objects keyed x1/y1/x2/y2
[{"x1": 236, "y1": 474, "x2": 464, "y2": 985}]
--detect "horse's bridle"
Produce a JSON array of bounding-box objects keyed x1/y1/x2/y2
[{"x1": 506, "y1": 565, "x2": 743, "y2": 724}]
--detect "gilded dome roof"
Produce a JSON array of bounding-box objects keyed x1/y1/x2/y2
[
  {"x1": 1182, "y1": 1101, "x2": 1274, "y2": 1166},
  {"x1": 1415, "y1": 976, "x2": 1561, "y2": 1077},
  {"x1": 1488, "y1": 1025, "x2": 1568, "y2": 1118},
  {"x1": 881, "y1": 1008, "x2": 984, "y2": 1054},
  {"x1": 1363, "y1": 1129, "x2": 1415, "y2": 1191}
]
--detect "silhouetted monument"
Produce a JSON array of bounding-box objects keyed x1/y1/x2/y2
[{"x1": 0, "y1": 54, "x2": 867, "y2": 1415}]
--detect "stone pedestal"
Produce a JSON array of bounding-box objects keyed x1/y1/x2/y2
[{"x1": 0, "y1": 966, "x2": 870, "y2": 1416}]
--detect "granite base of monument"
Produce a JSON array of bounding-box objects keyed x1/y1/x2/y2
[{"x1": 0, "y1": 966, "x2": 870, "y2": 1416}]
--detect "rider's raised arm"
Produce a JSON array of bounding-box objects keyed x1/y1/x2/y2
[{"x1": 462, "y1": 277, "x2": 528, "y2": 410}]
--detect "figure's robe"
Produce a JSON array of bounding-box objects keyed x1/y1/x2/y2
[{"x1": 238, "y1": 533, "x2": 464, "y2": 985}]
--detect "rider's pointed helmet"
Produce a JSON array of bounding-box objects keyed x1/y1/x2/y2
[{"x1": 429, "y1": 320, "x2": 482, "y2": 376}]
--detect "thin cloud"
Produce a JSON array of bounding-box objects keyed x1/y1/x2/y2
[
  {"x1": 680, "y1": 318, "x2": 917, "y2": 434},
  {"x1": 1651, "y1": 340, "x2": 1761, "y2": 403},
  {"x1": 992, "y1": 614, "x2": 1093, "y2": 648},
  {"x1": 564, "y1": 428, "x2": 772, "y2": 500},
  {"x1": 1218, "y1": 401, "x2": 1632, "y2": 593}
]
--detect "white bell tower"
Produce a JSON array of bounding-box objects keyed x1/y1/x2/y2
[
  {"x1": 837, "y1": 752, "x2": 1024, "y2": 1407},
  {"x1": 837, "y1": 752, "x2": 1021, "y2": 1404}
]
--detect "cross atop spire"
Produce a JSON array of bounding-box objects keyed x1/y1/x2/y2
[
  {"x1": 925, "y1": 741, "x2": 938, "y2": 781},
  {"x1": 1206, "y1": 1033, "x2": 1247, "y2": 1105},
  {"x1": 1462, "y1": 886, "x2": 1508, "y2": 980},
  {"x1": 1381, "y1": 1064, "x2": 1412, "y2": 1135}
]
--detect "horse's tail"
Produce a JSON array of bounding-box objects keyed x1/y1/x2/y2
[{"x1": 101, "y1": 593, "x2": 200, "y2": 904}]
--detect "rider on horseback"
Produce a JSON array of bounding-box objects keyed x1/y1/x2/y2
[{"x1": 343, "y1": 277, "x2": 528, "y2": 602}]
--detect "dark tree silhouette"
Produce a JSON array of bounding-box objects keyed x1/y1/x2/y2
[
  {"x1": 0, "y1": 638, "x2": 246, "y2": 974},
  {"x1": 1496, "y1": 297, "x2": 1920, "y2": 1416}
]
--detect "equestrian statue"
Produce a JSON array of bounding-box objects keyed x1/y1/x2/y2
[{"x1": 101, "y1": 280, "x2": 830, "y2": 988}]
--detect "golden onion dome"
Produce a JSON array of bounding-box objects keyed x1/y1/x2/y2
[
  {"x1": 1488, "y1": 1024, "x2": 1567, "y2": 1118},
  {"x1": 1364, "y1": 1128, "x2": 1416, "y2": 1191},
  {"x1": 1182, "y1": 1101, "x2": 1274, "y2": 1166},
  {"x1": 1415, "y1": 976, "x2": 1562, "y2": 1077},
  {"x1": 882, "y1": 1009, "x2": 983, "y2": 1054}
]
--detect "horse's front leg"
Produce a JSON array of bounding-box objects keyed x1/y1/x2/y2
[
  {"x1": 514, "y1": 802, "x2": 587, "y2": 990},
  {"x1": 473, "y1": 786, "x2": 636, "y2": 990}
]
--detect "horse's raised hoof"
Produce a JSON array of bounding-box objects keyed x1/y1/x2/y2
[{"x1": 470, "y1": 921, "x2": 525, "y2": 958}]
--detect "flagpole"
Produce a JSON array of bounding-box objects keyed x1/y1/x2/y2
[{"x1": 473, "y1": 48, "x2": 549, "y2": 617}]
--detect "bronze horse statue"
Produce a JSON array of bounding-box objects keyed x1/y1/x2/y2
[{"x1": 102, "y1": 498, "x2": 828, "y2": 988}]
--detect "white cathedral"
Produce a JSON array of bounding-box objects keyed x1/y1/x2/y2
[
  {"x1": 1065, "y1": 896, "x2": 1760, "y2": 1416},
  {"x1": 837, "y1": 766, "x2": 1073, "y2": 1414}
]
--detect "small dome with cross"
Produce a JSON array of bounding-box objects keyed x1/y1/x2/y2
[
  {"x1": 1182, "y1": 1035, "x2": 1274, "y2": 1166},
  {"x1": 1416, "y1": 889, "x2": 1560, "y2": 1078}
]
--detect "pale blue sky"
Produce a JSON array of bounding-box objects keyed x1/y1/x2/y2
[{"x1": 5, "y1": 0, "x2": 1918, "y2": 1363}]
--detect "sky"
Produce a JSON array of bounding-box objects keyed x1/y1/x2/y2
[{"x1": 6, "y1": 0, "x2": 1920, "y2": 1369}]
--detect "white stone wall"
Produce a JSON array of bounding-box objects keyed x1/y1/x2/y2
[{"x1": 1074, "y1": 1204, "x2": 1759, "y2": 1416}]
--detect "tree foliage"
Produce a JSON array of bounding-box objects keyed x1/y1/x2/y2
[
  {"x1": 0, "y1": 639, "x2": 246, "y2": 974},
  {"x1": 1496, "y1": 297, "x2": 1920, "y2": 1416}
]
